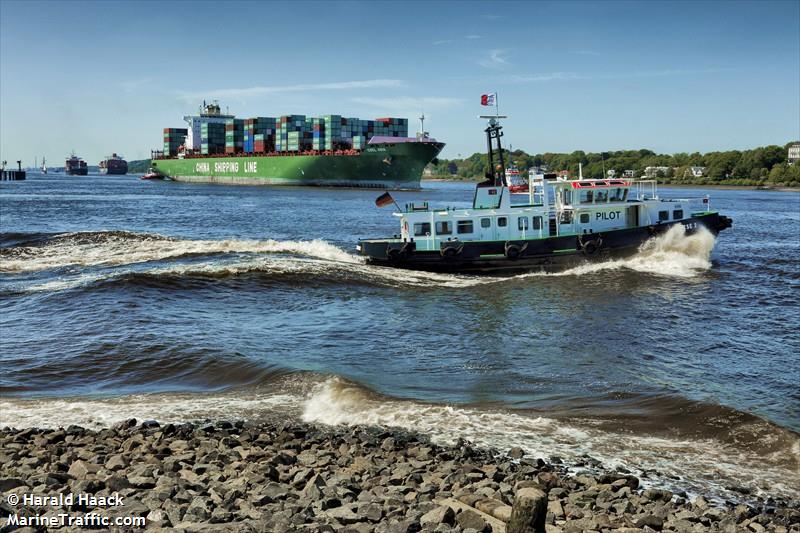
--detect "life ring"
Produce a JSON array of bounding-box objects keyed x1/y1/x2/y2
[{"x1": 505, "y1": 243, "x2": 521, "y2": 260}]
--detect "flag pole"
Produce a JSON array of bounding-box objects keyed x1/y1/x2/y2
[{"x1": 495, "y1": 92, "x2": 499, "y2": 118}]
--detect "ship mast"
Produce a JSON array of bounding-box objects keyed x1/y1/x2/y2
[{"x1": 479, "y1": 115, "x2": 508, "y2": 186}]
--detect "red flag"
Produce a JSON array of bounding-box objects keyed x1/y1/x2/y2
[
  {"x1": 375, "y1": 191, "x2": 394, "y2": 208},
  {"x1": 481, "y1": 93, "x2": 496, "y2": 106}
]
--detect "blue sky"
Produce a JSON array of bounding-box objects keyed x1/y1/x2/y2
[{"x1": 1, "y1": 0, "x2": 798, "y2": 165}]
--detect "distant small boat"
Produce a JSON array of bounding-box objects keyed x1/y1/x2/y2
[{"x1": 141, "y1": 169, "x2": 166, "y2": 180}]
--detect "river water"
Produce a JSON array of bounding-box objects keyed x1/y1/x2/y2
[{"x1": 1, "y1": 174, "x2": 798, "y2": 502}]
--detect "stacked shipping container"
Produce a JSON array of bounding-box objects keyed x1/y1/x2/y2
[
  {"x1": 172, "y1": 114, "x2": 408, "y2": 156},
  {"x1": 163, "y1": 128, "x2": 188, "y2": 156},
  {"x1": 200, "y1": 123, "x2": 226, "y2": 155},
  {"x1": 225, "y1": 119, "x2": 244, "y2": 154}
]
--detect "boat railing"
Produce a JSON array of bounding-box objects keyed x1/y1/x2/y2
[
  {"x1": 631, "y1": 179, "x2": 658, "y2": 200},
  {"x1": 661, "y1": 195, "x2": 713, "y2": 212}
]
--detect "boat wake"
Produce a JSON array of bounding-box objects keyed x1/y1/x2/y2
[
  {"x1": 1, "y1": 226, "x2": 719, "y2": 295},
  {"x1": 0, "y1": 230, "x2": 358, "y2": 273},
  {"x1": 550, "y1": 224, "x2": 716, "y2": 279}
]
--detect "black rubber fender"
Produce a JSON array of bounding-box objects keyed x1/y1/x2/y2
[
  {"x1": 440, "y1": 244, "x2": 463, "y2": 259},
  {"x1": 581, "y1": 239, "x2": 601, "y2": 256},
  {"x1": 504, "y1": 241, "x2": 528, "y2": 260}
]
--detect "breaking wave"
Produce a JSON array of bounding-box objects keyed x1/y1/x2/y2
[
  {"x1": 301, "y1": 376, "x2": 800, "y2": 501},
  {"x1": 0, "y1": 230, "x2": 358, "y2": 272}
]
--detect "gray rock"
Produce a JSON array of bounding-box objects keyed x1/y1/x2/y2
[
  {"x1": 508, "y1": 487, "x2": 547, "y2": 533},
  {"x1": 67, "y1": 459, "x2": 99, "y2": 479},
  {"x1": 0, "y1": 478, "x2": 27, "y2": 491},
  {"x1": 508, "y1": 447, "x2": 525, "y2": 459},
  {"x1": 421, "y1": 505, "x2": 455, "y2": 527},
  {"x1": 642, "y1": 488, "x2": 673, "y2": 502},
  {"x1": 455, "y1": 508, "x2": 489, "y2": 532},
  {"x1": 322, "y1": 505, "x2": 361, "y2": 525}
]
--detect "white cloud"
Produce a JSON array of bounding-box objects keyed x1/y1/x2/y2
[
  {"x1": 509, "y1": 72, "x2": 585, "y2": 82},
  {"x1": 465, "y1": 34, "x2": 482, "y2": 39},
  {"x1": 177, "y1": 79, "x2": 404, "y2": 102},
  {"x1": 350, "y1": 96, "x2": 465, "y2": 112},
  {"x1": 478, "y1": 49, "x2": 511, "y2": 69},
  {"x1": 433, "y1": 39, "x2": 453, "y2": 45},
  {"x1": 505, "y1": 68, "x2": 726, "y2": 83},
  {"x1": 120, "y1": 78, "x2": 152, "y2": 93}
]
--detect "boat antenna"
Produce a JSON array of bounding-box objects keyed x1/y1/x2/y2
[
  {"x1": 601, "y1": 152, "x2": 606, "y2": 178},
  {"x1": 579, "y1": 162, "x2": 583, "y2": 180}
]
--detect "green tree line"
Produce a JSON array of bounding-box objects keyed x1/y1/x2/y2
[{"x1": 430, "y1": 142, "x2": 800, "y2": 187}]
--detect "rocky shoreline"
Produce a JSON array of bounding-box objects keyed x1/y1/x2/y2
[{"x1": 1, "y1": 420, "x2": 798, "y2": 532}]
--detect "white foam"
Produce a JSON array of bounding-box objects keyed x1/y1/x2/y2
[
  {"x1": 0, "y1": 392, "x2": 301, "y2": 430},
  {"x1": 558, "y1": 225, "x2": 716, "y2": 279},
  {"x1": 301, "y1": 377, "x2": 800, "y2": 500},
  {"x1": 0, "y1": 232, "x2": 359, "y2": 273}
]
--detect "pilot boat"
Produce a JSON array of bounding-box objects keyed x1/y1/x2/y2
[{"x1": 357, "y1": 116, "x2": 732, "y2": 273}]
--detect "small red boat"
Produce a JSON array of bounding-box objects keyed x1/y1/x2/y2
[
  {"x1": 505, "y1": 166, "x2": 529, "y2": 193},
  {"x1": 141, "y1": 169, "x2": 166, "y2": 180}
]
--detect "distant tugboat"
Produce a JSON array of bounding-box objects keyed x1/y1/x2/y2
[
  {"x1": 99, "y1": 153, "x2": 128, "y2": 175},
  {"x1": 65, "y1": 153, "x2": 88, "y2": 176},
  {"x1": 358, "y1": 115, "x2": 732, "y2": 273}
]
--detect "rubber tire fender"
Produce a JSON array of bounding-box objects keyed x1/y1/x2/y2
[
  {"x1": 387, "y1": 247, "x2": 406, "y2": 262},
  {"x1": 582, "y1": 240, "x2": 600, "y2": 256},
  {"x1": 505, "y1": 243, "x2": 522, "y2": 260},
  {"x1": 441, "y1": 247, "x2": 459, "y2": 259}
]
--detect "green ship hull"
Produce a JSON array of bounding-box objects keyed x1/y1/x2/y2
[{"x1": 151, "y1": 141, "x2": 443, "y2": 189}]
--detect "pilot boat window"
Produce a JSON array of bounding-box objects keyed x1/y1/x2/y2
[
  {"x1": 436, "y1": 221, "x2": 452, "y2": 235},
  {"x1": 414, "y1": 222, "x2": 431, "y2": 236},
  {"x1": 673, "y1": 209, "x2": 683, "y2": 220},
  {"x1": 580, "y1": 213, "x2": 590, "y2": 223},
  {"x1": 609, "y1": 188, "x2": 624, "y2": 202},
  {"x1": 595, "y1": 190, "x2": 608, "y2": 202},
  {"x1": 533, "y1": 216, "x2": 543, "y2": 230},
  {"x1": 497, "y1": 217, "x2": 508, "y2": 227},
  {"x1": 481, "y1": 218, "x2": 491, "y2": 228},
  {"x1": 579, "y1": 190, "x2": 594, "y2": 204},
  {"x1": 658, "y1": 210, "x2": 669, "y2": 222},
  {"x1": 561, "y1": 190, "x2": 573, "y2": 205},
  {"x1": 518, "y1": 217, "x2": 529, "y2": 230},
  {"x1": 457, "y1": 220, "x2": 474, "y2": 234}
]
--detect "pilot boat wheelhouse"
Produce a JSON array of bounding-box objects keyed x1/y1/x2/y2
[{"x1": 357, "y1": 117, "x2": 732, "y2": 273}]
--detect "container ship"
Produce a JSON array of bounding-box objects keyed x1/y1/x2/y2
[
  {"x1": 65, "y1": 153, "x2": 88, "y2": 176},
  {"x1": 150, "y1": 102, "x2": 444, "y2": 189},
  {"x1": 99, "y1": 153, "x2": 128, "y2": 175}
]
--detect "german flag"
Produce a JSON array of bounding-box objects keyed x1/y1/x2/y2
[{"x1": 375, "y1": 191, "x2": 395, "y2": 208}]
